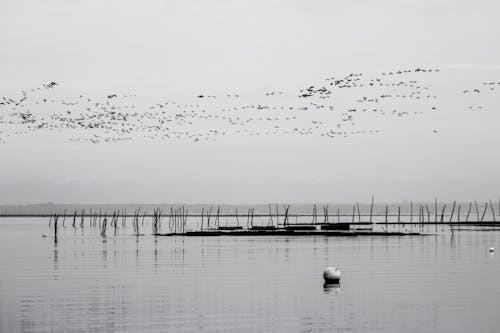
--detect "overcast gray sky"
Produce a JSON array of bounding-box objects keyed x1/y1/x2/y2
[{"x1": 1, "y1": 0, "x2": 500, "y2": 204}]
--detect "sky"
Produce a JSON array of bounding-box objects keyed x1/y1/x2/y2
[{"x1": 1, "y1": 0, "x2": 500, "y2": 204}]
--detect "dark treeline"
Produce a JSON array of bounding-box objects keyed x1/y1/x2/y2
[{"x1": 1, "y1": 200, "x2": 499, "y2": 218}]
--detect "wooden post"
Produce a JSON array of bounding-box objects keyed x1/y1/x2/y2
[
  {"x1": 121, "y1": 209, "x2": 127, "y2": 228},
  {"x1": 434, "y1": 199, "x2": 438, "y2": 223},
  {"x1": 369, "y1": 196, "x2": 374, "y2": 224},
  {"x1": 183, "y1": 208, "x2": 188, "y2": 233},
  {"x1": 217, "y1": 205, "x2": 221, "y2": 229},
  {"x1": 286, "y1": 205, "x2": 290, "y2": 227},
  {"x1": 101, "y1": 217, "x2": 107, "y2": 238},
  {"x1": 420, "y1": 206, "x2": 424, "y2": 232},
  {"x1": 480, "y1": 202, "x2": 487, "y2": 222},
  {"x1": 421, "y1": 206, "x2": 425, "y2": 225},
  {"x1": 489, "y1": 200, "x2": 496, "y2": 222},
  {"x1": 356, "y1": 203, "x2": 361, "y2": 222},
  {"x1": 268, "y1": 204, "x2": 273, "y2": 227},
  {"x1": 449, "y1": 201, "x2": 456, "y2": 223},
  {"x1": 440, "y1": 205, "x2": 446, "y2": 223},
  {"x1": 282, "y1": 205, "x2": 289, "y2": 227},
  {"x1": 201, "y1": 208, "x2": 204, "y2": 231},
  {"x1": 54, "y1": 215, "x2": 58, "y2": 244},
  {"x1": 465, "y1": 202, "x2": 472, "y2": 222},
  {"x1": 410, "y1": 201, "x2": 413, "y2": 223}
]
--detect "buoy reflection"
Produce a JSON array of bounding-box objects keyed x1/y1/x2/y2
[{"x1": 323, "y1": 282, "x2": 341, "y2": 295}]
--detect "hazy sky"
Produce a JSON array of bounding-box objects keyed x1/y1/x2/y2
[{"x1": 1, "y1": 0, "x2": 500, "y2": 204}]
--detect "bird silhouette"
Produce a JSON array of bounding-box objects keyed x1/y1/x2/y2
[{"x1": 2, "y1": 67, "x2": 489, "y2": 144}]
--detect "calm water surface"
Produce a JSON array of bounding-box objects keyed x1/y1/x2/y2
[{"x1": 1, "y1": 218, "x2": 499, "y2": 332}]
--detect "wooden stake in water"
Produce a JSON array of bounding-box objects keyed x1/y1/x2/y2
[
  {"x1": 369, "y1": 196, "x2": 374, "y2": 224},
  {"x1": 440, "y1": 205, "x2": 446, "y2": 223},
  {"x1": 201, "y1": 208, "x2": 204, "y2": 231},
  {"x1": 54, "y1": 215, "x2": 58, "y2": 244},
  {"x1": 480, "y1": 202, "x2": 488, "y2": 222},
  {"x1": 214, "y1": 206, "x2": 219, "y2": 229},
  {"x1": 250, "y1": 208, "x2": 254, "y2": 228},
  {"x1": 410, "y1": 201, "x2": 413, "y2": 223},
  {"x1": 268, "y1": 204, "x2": 274, "y2": 227},
  {"x1": 490, "y1": 200, "x2": 497, "y2": 223},
  {"x1": 466, "y1": 202, "x2": 472, "y2": 222},
  {"x1": 183, "y1": 208, "x2": 188, "y2": 233},
  {"x1": 449, "y1": 201, "x2": 456, "y2": 223},
  {"x1": 434, "y1": 199, "x2": 438, "y2": 223},
  {"x1": 276, "y1": 204, "x2": 280, "y2": 227},
  {"x1": 284, "y1": 205, "x2": 290, "y2": 227}
]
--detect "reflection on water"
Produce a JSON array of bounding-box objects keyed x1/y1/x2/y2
[
  {"x1": 323, "y1": 283, "x2": 341, "y2": 295},
  {"x1": 0, "y1": 219, "x2": 500, "y2": 332}
]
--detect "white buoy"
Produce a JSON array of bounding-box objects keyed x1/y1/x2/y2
[
  {"x1": 323, "y1": 266, "x2": 341, "y2": 284},
  {"x1": 490, "y1": 247, "x2": 495, "y2": 253}
]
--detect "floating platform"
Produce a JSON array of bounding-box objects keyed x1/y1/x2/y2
[
  {"x1": 285, "y1": 225, "x2": 317, "y2": 231},
  {"x1": 251, "y1": 226, "x2": 276, "y2": 231},
  {"x1": 218, "y1": 226, "x2": 244, "y2": 231},
  {"x1": 156, "y1": 229, "x2": 421, "y2": 237},
  {"x1": 320, "y1": 223, "x2": 350, "y2": 231}
]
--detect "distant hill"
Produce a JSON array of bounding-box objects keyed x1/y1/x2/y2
[{"x1": 0, "y1": 201, "x2": 478, "y2": 216}]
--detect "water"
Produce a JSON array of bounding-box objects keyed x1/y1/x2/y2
[{"x1": 1, "y1": 218, "x2": 499, "y2": 332}]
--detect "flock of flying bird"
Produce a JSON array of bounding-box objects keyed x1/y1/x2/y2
[{"x1": 0, "y1": 67, "x2": 496, "y2": 144}]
